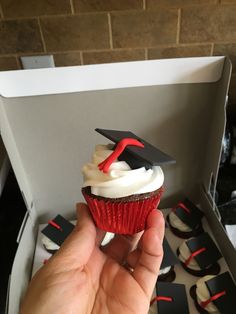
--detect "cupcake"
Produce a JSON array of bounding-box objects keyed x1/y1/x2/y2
[
  {"x1": 157, "y1": 237, "x2": 179, "y2": 282},
  {"x1": 41, "y1": 235, "x2": 60, "y2": 254},
  {"x1": 41, "y1": 215, "x2": 75, "y2": 253},
  {"x1": 190, "y1": 272, "x2": 236, "y2": 314},
  {"x1": 167, "y1": 198, "x2": 204, "y2": 238},
  {"x1": 82, "y1": 128, "x2": 175, "y2": 234},
  {"x1": 150, "y1": 282, "x2": 190, "y2": 314},
  {"x1": 177, "y1": 232, "x2": 222, "y2": 277}
]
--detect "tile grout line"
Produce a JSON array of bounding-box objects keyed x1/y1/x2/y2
[
  {"x1": 1, "y1": 4, "x2": 234, "y2": 22},
  {"x1": 0, "y1": 3, "x2": 4, "y2": 19},
  {"x1": 70, "y1": 0, "x2": 75, "y2": 14},
  {"x1": 80, "y1": 51, "x2": 84, "y2": 65},
  {"x1": 176, "y1": 8, "x2": 181, "y2": 45},
  {"x1": 107, "y1": 13, "x2": 113, "y2": 49},
  {"x1": 15, "y1": 55, "x2": 21, "y2": 69},
  {"x1": 38, "y1": 18, "x2": 47, "y2": 52},
  {"x1": 210, "y1": 43, "x2": 214, "y2": 56},
  {"x1": 143, "y1": 0, "x2": 146, "y2": 10},
  {"x1": 145, "y1": 48, "x2": 148, "y2": 60},
  {"x1": 0, "y1": 43, "x2": 224, "y2": 59}
]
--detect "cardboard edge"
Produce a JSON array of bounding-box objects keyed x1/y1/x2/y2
[
  {"x1": 202, "y1": 57, "x2": 232, "y2": 196},
  {"x1": 200, "y1": 188, "x2": 236, "y2": 282},
  {"x1": 5, "y1": 274, "x2": 11, "y2": 314},
  {"x1": 0, "y1": 155, "x2": 10, "y2": 196},
  {"x1": 0, "y1": 57, "x2": 225, "y2": 98},
  {"x1": 8, "y1": 216, "x2": 37, "y2": 314}
]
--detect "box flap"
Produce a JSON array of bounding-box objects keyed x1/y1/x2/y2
[
  {"x1": 0, "y1": 57, "x2": 231, "y2": 221},
  {"x1": 0, "y1": 57, "x2": 224, "y2": 98}
]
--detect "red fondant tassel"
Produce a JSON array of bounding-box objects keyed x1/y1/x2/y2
[
  {"x1": 98, "y1": 138, "x2": 144, "y2": 173},
  {"x1": 200, "y1": 290, "x2": 226, "y2": 308},
  {"x1": 150, "y1": 296, "x2": 173, "y2": 306},
  {"x1": 185, "y1": 247, "x2": 206, "y2": 266}
]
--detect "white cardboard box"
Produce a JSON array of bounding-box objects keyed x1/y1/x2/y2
[{"x1": 0, "y1": 57, "x2": 236, "y2": 314}]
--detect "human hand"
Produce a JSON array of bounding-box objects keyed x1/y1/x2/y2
[{"x1": 20, "y1": 203, "x2": 165, "y2": 314}]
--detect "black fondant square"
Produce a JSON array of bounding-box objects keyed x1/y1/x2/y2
[
  {"x1": 41, "y1": 215, "x2": 74, "y2": 246},
  {"x1": 174, "y1": 198, "x2": 203, "y2": 229},
  {"x1": 155, "y1": 282, "x2": 189, "y2": 314},
  {"x1": 161, "y1": 237, "x2": 179, "y2": 269},
  {"x1": 96, "y1": 128, "x2": 175, "y2": 169},
  {"x1": 186, "y1": 232, "x2": 222, "y2": 269}
]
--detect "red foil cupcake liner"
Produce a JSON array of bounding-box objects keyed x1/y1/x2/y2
[{"x1": 82, "y1": 188, "x2": 163, "y2": 235}]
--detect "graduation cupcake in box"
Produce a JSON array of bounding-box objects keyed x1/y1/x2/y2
[
  {"x1": 41, "y1": 215, "x2": 75, "y2": 254},
  {"x1": 158, "y1": 237, "x2": 179, "y2": 282},
  {"x1": 82, "y1": 128, "x2": 175, "y2": 235},
  {"x1": 167, "y1": 198, "x2": 204, "y2": 238},
  {"x1": 150, "y1": 282, "x2": 190, "y2": 314},
  {"x1": 177, "y1": 232, "x2": 222, "y2": 277},
  {"x1": 190, "y1": 272, "x2": 236, "y2": 314}
]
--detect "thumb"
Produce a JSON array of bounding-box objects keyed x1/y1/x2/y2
[{"x1": 51, "y1": 203, "x2": 97, "y2": 271}]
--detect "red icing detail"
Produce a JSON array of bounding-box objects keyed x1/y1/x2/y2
[
  {"x1": 185, "y1": 247, "x2": 206, "y2": 266},
  {"x1": 43, "y1": 259, "x2": 48, "y2": 265},
  {"x1": 172, "y1": 202, "x2": 190, "y2": 214},
  {"x1": 200, "y1": 290, "x2": 226, "y2": 309},
  {"x1": 98, "y1": 138, "x2": 144, "y2": 173},
  {"x1": 48, "y1": 220, "x2": 62, "y2": 231},
  {"x1": 150, "y1": 296, "x2": 173, "y2": 306}
]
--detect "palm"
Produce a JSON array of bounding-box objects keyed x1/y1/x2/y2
[
  {"x1": 93, "y1": 255, "x2": 150, "y2": 313},
  {"x1": 20, "y1": 204, "x2": 164, "y2": 314}
]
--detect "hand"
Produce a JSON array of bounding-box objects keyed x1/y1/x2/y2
[{"x1": 20, "y1": 203, "x2": 165, "y2": 314}]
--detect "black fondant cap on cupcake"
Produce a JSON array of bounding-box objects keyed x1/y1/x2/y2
[
  {"x1": 186, "y1": 232, "x2": 222, "y2": 269},
  {"x1": 41, "y1": 215, "x2": 74, "y2": 246},
  {"x1": 161, "y1": 237, "x2": 179, "y2": 269},
  {"x1": 95, "y1": 128, "x2": 175, "y2": 169},
  {"x1": 154, "y1": 282, "x2": 189, "y2": 314},
  {"x1": 205, "y1": 272, "x2": 236, "y2": 314},
  {"x1": 172, "y1": 198, "x2": 204, "y2": 229}
]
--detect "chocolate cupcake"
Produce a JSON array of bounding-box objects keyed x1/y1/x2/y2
[
  {"x1": 158, "y1": 266, "x2": 176, "y2": 282},
  {"x1": 177, "y1": 232, "x2": 222, "y2": 277},
  {"x1": 41, "y1": 215, "x2": 75, "y2": 253},
  {"x1": 151, "y1": 282, "x2": 190, "y2": 314},
  {"x1": 41, "y1": 235, "x2": 60, "y2": 254},
  {"x1": 82, "y1": 129, "x2": 175, "y2": 235},
  {"x1": 167, "y1": 198, "x2": 204, "y2": 238},
  {"x1": 157, "y1": 237, "x2": 179, "y2": 282},
  {"x1": 190, "y1": 272, "x2": 236, "y2": 314}
]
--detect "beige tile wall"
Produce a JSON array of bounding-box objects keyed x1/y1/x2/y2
[{"x1": 0, "y1": 0, "x2": 235, "y2": 104}]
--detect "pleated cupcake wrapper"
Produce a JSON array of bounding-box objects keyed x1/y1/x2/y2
[{"x1": 82, "y1": 188, "x2": 163, "y2": 235}]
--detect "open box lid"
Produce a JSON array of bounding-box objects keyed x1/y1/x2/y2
[{"x1": 0, "y1": 57, "x2": 231, "y2": 222}]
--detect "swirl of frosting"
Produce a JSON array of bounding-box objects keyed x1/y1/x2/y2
[
  {"x1": 159, "y1": 265, "x2": 172, "y2": 275},
  {"x1": 82, "y1": 144, "x2": 164, "y2": 198},
  {"x1": 178, "y1": 240, "x2": 201, "y2": 270},
  {"x1": 169, "y1": 211, "x2": 192, "y2": 232},
  {"x1": 196, "y1": 276, "x2": 220, "y2": 313}
]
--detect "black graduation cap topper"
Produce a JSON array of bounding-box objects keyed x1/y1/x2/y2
[
  {"x1": 203, "y1": 272, "x2": 236, "y2": 314},
  {"x1": 185, "y1": 232, "x2": 222, "y2": 269},
  {"x1": 172, "y1": 198, "x2": 204, "y2": 229},
  {"x1": 95, "y1": 128, "x2": 175, "y2": 172},
  {"x1": 161, "y1": 237, "x2": 179, "y2": 269},
  {"x1": 41, "y1": 215, "x2": 74, "y2": 246},
  {"x1": 152, "y1": 282, "x2": 189, "y2": 314}
]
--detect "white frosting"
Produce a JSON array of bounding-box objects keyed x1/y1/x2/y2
[
  {"x1": 196, "y1": 275, "x2": 220, "y2": 313},
  {"x1": 82, "y1": 144, "x2": 164, "y2": 198},
  {"x1": 169, "y1": 211, "x2": 192, "y2": 232},
  {"x1": 179, "y1": 241, "x2": 201, "y2": 270},
  {"x1": 159, "y1": 265, "x2": 172, "y2": 275},
  {"x1": 42, "y1": 236, "x2": 60, "y2": 251}
]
